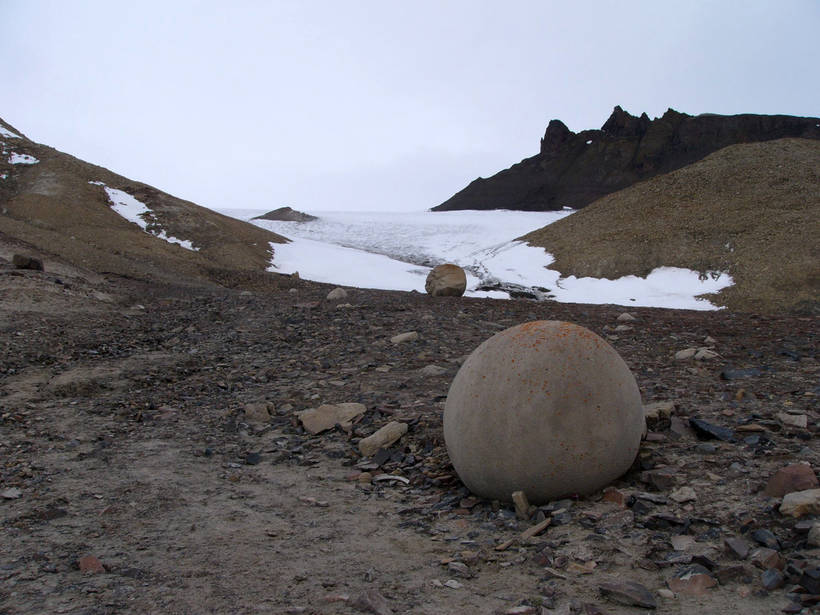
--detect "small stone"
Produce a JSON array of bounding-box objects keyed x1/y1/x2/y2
[
  {"x1": 243, "y1": 402, "x2": 273, "y2": 423},
  {"x1": 749, "y1": 548, "x2": 784, "y2": 570},
  {"x1": 670, "y1": 535, "x2": 696, "y2": 551},
  {"x1": 598, "y1": 579, "x2": 656, "y2": 609},
  {"x1": 1, "y1": 487, "x2": 22, "y2": 499},
  {"x1": 779, "y1": 489, "x2": 820, "y2": 517},
  {"x1": 670, "y1": 486, "x2": 697, "y2": 503},
  {"x1": 720, "y1": 368, "x2": 762, "y2": 380},
  {"x1": 502, "y1": 607, "x2": 536, "y2": 615},
  {"x1": 296, "y1": 403, "x2": 366, "y2": 434},
  {"x1": 761, "y1": 568, "x2": 785, "y2": 590},
  {"x1": 390, "y1": 331, "x2": 418, "y2": 344},
  {"x1": 443, "y1": 579, "x2": 463, "y2": 589},
  {"x1": 617, "y1": 312, "x2": 637, "y2": 322},
  {"x1": 777, "y1": 412, "x2": 808, "y2": 429},
  {"x1": 351, "y1": 588, "x2": 393, "y2": 615},
  {"x1": 326, "y1": 287, "x2": 348, "y2": 301},
  {"x1": 642, "y1": 468, "x2": 677, "y2": 491},
  {"x1": 78, "y1": 555, "x2": 105, "y2": 574},
  {"x1": 512, "y1": 490, "x2": 531, "y2": 519},
  {"x1": 799, "y1": 567, "x2": 820, "y2": 594},
  {"x1": 417, "y1": 364, "x2": 448, "y2": 377},
  {"x1": 714, "y1": 565, "x2": 750, "y2": 585},
  {"x1": 689, "y1": 418, "x2": 734, "y2": 441},
  {"x1": 725, "y1": 536, "x2": 751, "y2": 559},
  {"x1": 807, "y1": 523, "x2": 820, "y2": 547},
  {"x1": 667, "y1": 565, "x2": 717, "y2": 596},
  {"x1": 601, "y1": 487, "x2": 626, "y2": 507},
  {"x1": 674, "y1": 348, "x2": 697, "y2": 360},
  {"x1": 694, "y1": 348, "x2": 719, "y2": 360},
  {"x1": 704, "y1": 336, "x2": 717, "y2": 344},
  {"x1": 358, "y1": 422, "x2": 408, "y2": 457},
  {"x1": 657, "y1": 588, "x2": 675, "y2": 599},
  {"x1": 614, "y1": 324, "x2": 632, "y2": 332},
  {"x1": 447, "y1": 561, "x2": 473, "y2": 578},
  {"x1": 751, "y1": 529, "x2": 780, "y2": 550}
]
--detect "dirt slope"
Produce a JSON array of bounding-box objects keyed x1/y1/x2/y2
[
  {"x1": 521, "y1": 139, "x2": 820, "y2": 314},
  {"x1": 0, "y1": 117, "x2": 288, "y2": 287}
]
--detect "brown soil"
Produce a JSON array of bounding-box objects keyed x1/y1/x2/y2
[
  {"x1": 521, "y1": 139, "x2": 820, "y2": 314},
  {"x1": 1, "y1": 263, "x2": 817, "y2": 614}
]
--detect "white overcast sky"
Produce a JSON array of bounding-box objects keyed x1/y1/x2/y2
[{"x1": 3, "y1": 1, "x2": 818, "y2": 212}]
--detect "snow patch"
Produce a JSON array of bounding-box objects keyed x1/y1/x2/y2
[
  {"x1": 89, "y1": 181, "x2": 198, "y2": 251},
  {"x1": 226, "y1": 208, "x2": 734, "y2": 310},
  {"x1": 0, "y1": 126, "x2": 22, "y2": 139},
  {"x1": 8, "y1": 153, "x2": 38, "y2": 165}
]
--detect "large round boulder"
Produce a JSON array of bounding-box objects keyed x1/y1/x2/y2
[
  {"x1": 443, "y1": 320, "x2": 643, "y2": 503},
  {"x1": 425, "y1": 264, "x2": 466, "y2": 297}
]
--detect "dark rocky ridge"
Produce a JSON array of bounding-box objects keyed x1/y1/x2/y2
[{"x1": 432, "y1": 107, "x2": 820, "y2": 211}]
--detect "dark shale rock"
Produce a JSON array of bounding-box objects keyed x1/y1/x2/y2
[{"x1": 432, "y1": 107, "x2": 820, "y2": 212}]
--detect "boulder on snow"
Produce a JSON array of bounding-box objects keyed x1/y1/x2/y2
[{"x1": 425, "y1": 264, "x2": 467, "y2": 297}]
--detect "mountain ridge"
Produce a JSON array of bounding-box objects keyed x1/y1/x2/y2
[{"x1": 433, "y1": 107, "x2": 820, "y2": 212}]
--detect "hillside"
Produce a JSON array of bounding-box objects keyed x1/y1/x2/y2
[
  {"x1": 0, "y1": 117, "x2": 288, "y2": 288},
  {"x1": 433, "y1": 107, "x2": 820, "y2": 212},
  {"x1": 521, "y1": 138, "x2": 820, "y2": 314}
]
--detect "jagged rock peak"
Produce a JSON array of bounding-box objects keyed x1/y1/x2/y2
[
  {"x1": 540, "y1": 119, "x2": 574, "y2": 152},
  {"x1": 601, "y1": 106, "x2": 652, "y2": 137}
]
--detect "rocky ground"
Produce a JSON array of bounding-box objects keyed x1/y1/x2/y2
[{"x1": 1, "y1": 261, "x2": 819, "y2": 615}]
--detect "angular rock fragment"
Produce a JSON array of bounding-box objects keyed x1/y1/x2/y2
[
  {"x1": 598, "y1": 579, "x2": 656, "y2": 609},
  {"x1": 780, "y1": 489, "x2": 820, "y2": 518},
  {"x1": 669, "y1": 486, "x2": 697, "y2": 503},
  {"x1": 667, "y1": 564, "x2": 717, "y2": 596},
  {"x1": 777, "y1": 412, "x2": 808, "y2": 428},
  {"x1": 724, "y1": 536, "x2": 751, "y2": 560},
  {"x1": 390, "y1": 331, "x2": 419, "y2": 344},
  {"x1": 764, "y1": 464, "x2": 818, "y2": 497},
  {"x1": 761, "y1": 568, "x2": 784, "y2": 590},
  {"x1": 689, "y1": 417, "x2": 734, "y2": 441},
  {"x1": 296, "y1": 402, "x2": 366, "y2": 434},
  {"x1": 359, "y1": 422, "x2": 408, "y2": 457}
]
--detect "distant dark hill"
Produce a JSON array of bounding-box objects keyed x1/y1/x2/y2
[
  {"x1": 0, "y1": 117, "x2": 289, "y2": 288},
  {"x1": 253, "y1": 207, "x2": 317, "y2": 222},
  {"x1": 520, "y1": 138, "x2": 820, "y2": 314},
  {"x1": 433, "y1": 107, "x2": 820, "y2": 212}
]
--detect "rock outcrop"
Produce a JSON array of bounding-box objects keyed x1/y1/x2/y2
[
  {"x1": 433, "y1": 107, "x2": 820, "y2": 211},
  {"x1": 253, "y1": 206, "x2": 317, "y2": 222}
]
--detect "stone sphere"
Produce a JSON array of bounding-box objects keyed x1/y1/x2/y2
[
  {"x1": 443, "y1": 320, "x2": 643, "y2": 504},
  {"x1": 425, "y1": 264, "x2": 467, "y2": 297}
]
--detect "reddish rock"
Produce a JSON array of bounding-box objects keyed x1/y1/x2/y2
[
  {"x1": 602, "y1": 487, "x2": 626, "y2": 507},
  {"x1": 78, "y1": 555, "x2": 105, "y2": 574},
  {"x1": 764, "y1": 464, "x2": 818, "y2": 498}
]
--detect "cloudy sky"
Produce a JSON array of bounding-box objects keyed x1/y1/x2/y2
[{"x1": 3, "y1": 1, "x2": 818, "y2": 212}]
